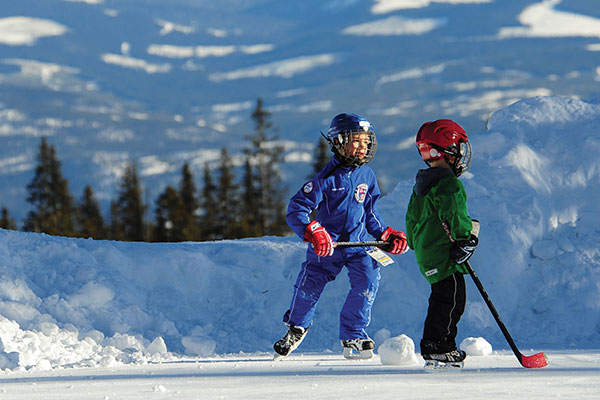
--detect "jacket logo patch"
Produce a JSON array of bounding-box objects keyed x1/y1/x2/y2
[
  {"x1": 303, "y1": 181, "x2": 313, "y2": 193},
  {"x1": 425, "y1": 268, "x2": 438, "y2": 277},
  {"x1": 354, "y1": 183, "x2": 368, "y2": 203}
]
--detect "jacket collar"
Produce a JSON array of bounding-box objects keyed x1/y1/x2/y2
[{"x1": 414, "y1": 167, "x2": 453, "y2": 195}]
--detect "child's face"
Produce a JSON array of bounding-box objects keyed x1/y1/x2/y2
[{"x1": 342, "y1": 132, "x2": 369, "y2": 159}]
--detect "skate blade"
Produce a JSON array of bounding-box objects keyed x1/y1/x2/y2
[
  {"x1": 272, "y1": 340, "x2": 300, "y2": 360},
  {"x1": 343, "y1": 347, "x2": 374, "y2": 360},
  {"x1": 272, "y1": 346, "x2": 293, "y2": 360},
  {"x1": 424, "y1": 360, "x2": 464, "y2": 371}
]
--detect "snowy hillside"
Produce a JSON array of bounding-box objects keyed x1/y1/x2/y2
[
  {"x1": 1, "y1": 0, "x2": 599, "y2": 222},
  {"x1": 0, "y1": 96, "x2": 598, "y2": 373}
]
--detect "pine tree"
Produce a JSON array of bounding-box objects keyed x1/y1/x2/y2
[
  {"x1": 110, "y1": 162, "x2": 146, "y2": 241},
  {"x1": 76, "y1": 185, "x2": 107, "y2": 239},
  {"x1": 178, "y1": 163, "x2": 200, "y2": 241},
  {"x1": 198, "y1": 161, "x2": 218, "y2": 240},
  {"x1": 109, "y1": 200, "x2": 123, "y2": 240},
  {"x1": 214, "y1": 148, "x2": 239, "y2": 239},
  {"x1": 23, "y1": 137, "x2": 76, "y2": 236},
  {"x1": 238, "y1": 156, "x2": 258, "y2": 238},
  {"x1": 153, "y1": 186, "x2": 183, "y2": 242},
  {"x1": 243, "y1": 98, "x2": 287, "y2": 236},
  {"x1": 312, "y1": 137, "x2": 330, "y2": 176},
  {"x1": 0, "y1": 207, "x2": 16, "y2": 230}
]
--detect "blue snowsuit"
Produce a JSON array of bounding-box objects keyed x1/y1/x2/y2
[{"x1": 284, "y1": 155, "x2": 388, "y2": 340}]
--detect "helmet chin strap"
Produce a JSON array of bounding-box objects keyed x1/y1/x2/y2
[{"x1": 445, "y1": 155, "x2": 463, "y2": 176}]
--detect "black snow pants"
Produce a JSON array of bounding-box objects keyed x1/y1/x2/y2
[{"x1": 420, "y1": 272, "x2": 466, "y2": 354}]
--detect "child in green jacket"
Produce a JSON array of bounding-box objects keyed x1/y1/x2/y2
[{"x1": 405, "y1": 119, "x2": 478, "y2": 368}]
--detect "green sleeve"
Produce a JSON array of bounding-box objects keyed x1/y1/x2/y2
[
  {"x1": 435, "y1": 177, "x2": 472, "y2": 241},
  {"x1": 405, "y1": 192, "x2": 415, "y2": 249}
]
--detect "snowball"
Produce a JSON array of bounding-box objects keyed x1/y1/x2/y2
[
  {"x1": 460, "y1": 337, "x2": 492, "y2": 356},
  {"x1": 378, "y1": 334, "x2": 419, "y2": 365}
]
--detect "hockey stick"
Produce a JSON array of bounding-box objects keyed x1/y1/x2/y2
[
  {"x1": 334, "y1": 240, "x2": 389, "y2": 248},
  {"x1": 464, "y1": 260, "x2": 547, "y2": 368},
  {"x1": 442, "y1": 221, "x2": 547, "y2": 368}
]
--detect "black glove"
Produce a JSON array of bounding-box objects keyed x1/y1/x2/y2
[{"x1": 450, "y1": 235, "x2": 478, "y2": 264}]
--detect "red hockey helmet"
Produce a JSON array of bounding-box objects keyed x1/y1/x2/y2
[{"x1": 416, "y1": 119, "x2": 471, "y2": 176}]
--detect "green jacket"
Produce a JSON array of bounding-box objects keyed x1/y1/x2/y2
[{"x1": 405, "y1": 167, "x2": 472, "y2": 284}]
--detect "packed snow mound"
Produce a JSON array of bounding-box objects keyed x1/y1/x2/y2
[
  {"x1": 0, "y1": 232, "x2": 309, "y2": 371},
  {"x1": 0, "y1": 96, "x2": 598, "y2": 371},
  {"x1": 458, "y1": 96, "x2": 600, "y2": 348}
]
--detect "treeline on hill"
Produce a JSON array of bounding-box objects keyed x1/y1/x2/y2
[{"x1": 0, "y1": 99, "x2": 331, "y2": 242}]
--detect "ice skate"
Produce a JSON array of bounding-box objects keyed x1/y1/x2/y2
[
  {"x1": 422, "y1": 349, "x2": 466, "y2": 371},
  {"x1": 273, "y1": 326, "x2": 308, "y2": 358},
  {"x1": 341, "y1": 338, "x2": 375, "y2": 360}
]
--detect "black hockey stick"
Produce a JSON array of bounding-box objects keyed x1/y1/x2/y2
[
  {"x1": 442, "y1": 220, "x2": 547, "y2": 368},
  {"x1": 464, "y1": 260, "x2": 547, "y2": 368},
  {"x1": 334, "y1": 240, "x2": 389, "y2": 248}
]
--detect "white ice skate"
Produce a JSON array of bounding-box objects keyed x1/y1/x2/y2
[{"x1": 341, "y1": 338, "x2": 375, "y2": 360}]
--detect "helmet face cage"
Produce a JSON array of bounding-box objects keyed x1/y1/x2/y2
[
  {"x1": 456, "y1": 140, "x2": 472, "y2": 176},
  {"x1": 332, "y1": 129, "x2": 377, "y2": 167},
  {"x1": 325, "y1": 113, "x2": 377, "y2": 167},
  {"x1": 421, "y1": 139, "x2": 471, "y2": 176}
]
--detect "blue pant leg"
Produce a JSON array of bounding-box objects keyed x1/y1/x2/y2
[
  {"x1": 339, "y1": 251, "x2": 380, "y2": 340},
  {"x1": 284, "y1": 254, "x2": 343, "y2": 329}
]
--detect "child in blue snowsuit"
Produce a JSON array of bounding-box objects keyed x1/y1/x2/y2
[{"x1": 273, "y1": 113, "x2": 408, "y2": 359}]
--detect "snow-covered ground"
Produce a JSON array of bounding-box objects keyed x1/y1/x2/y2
[
  {"x1": 0, "y1": 95, "x2": 599, "y2": 397},
  {"x1": 1, "y1": 351, "x2": 598, "y2": 399}
]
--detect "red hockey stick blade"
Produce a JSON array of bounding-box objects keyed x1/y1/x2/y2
[{"x1": 520, "y1": 352, "x2": 548, "y2": 368}]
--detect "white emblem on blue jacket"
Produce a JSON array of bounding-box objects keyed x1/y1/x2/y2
[
  {"x1": 354, "y1": 183, "x2": 368, "y2": 203},
  {"x1": 303, "y1": 181, "x2": 313, "y2": 193}
]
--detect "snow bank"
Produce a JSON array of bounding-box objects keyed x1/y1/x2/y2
[
  {"x1": 462, "y1": 96, "x2": 600, "y2": 348},
  {"x1": 0, "y1": 96, "x2": 598, "y2": 371}
]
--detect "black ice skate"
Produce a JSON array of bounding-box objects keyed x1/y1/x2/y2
[
  {"x1": 341, "y1": 338, "x2": 375, "y2": 360},
  {"x1": 273, "y1": 325, "x2": 308, "y2": 358},
  {"x1": 422, "y1": 349, "x2": 467, "y2": 370}
]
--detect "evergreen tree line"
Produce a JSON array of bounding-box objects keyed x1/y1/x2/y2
[{"x1": 0, "y1": 99, "x2": 332, "y2": 242}]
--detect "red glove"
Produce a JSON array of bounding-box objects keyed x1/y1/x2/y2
[
  {"x1": 304, "y1": 221, "x2": 334, "y2": 257},
  {"x1": 379, "y1": 227, "x2": 408, "y2": 255}
]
